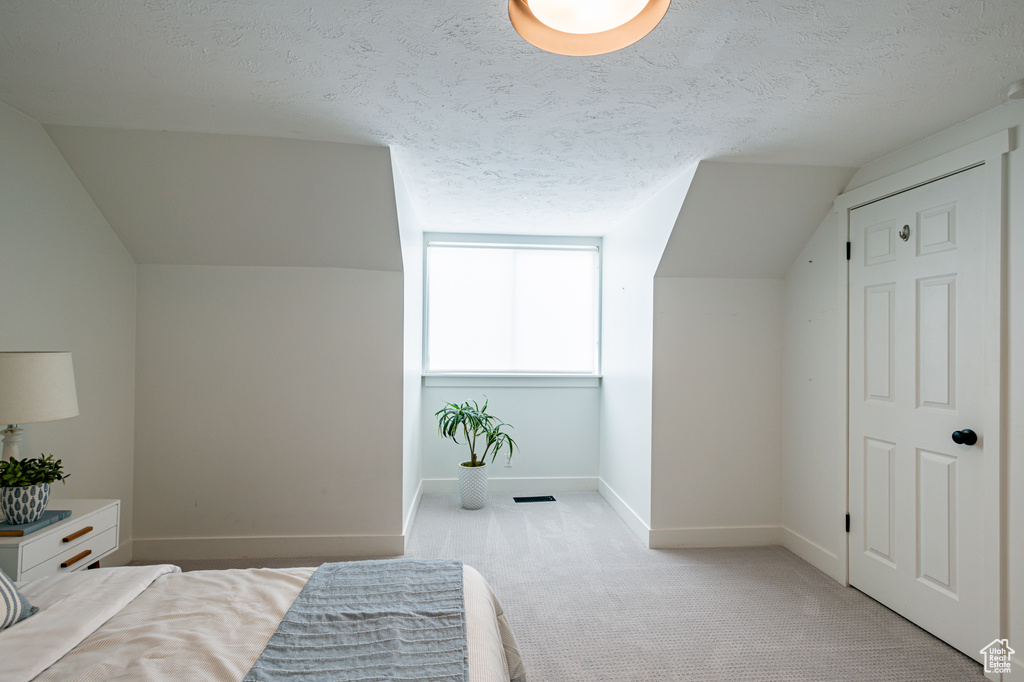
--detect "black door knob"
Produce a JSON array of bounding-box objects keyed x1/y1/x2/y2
[{"x1": 951, "y1": 429, "x2": 978, "y2": 446}]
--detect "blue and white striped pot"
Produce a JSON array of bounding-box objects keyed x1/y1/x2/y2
[{"x1": 1, "y1": 483, "x2": 50, "y2": 525}]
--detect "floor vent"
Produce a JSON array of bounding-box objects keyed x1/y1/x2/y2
[{"x1": 513, "y1": 495, "x2": 556, "y2": 503}]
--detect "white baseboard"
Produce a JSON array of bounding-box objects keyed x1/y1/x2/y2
[
  {"x1": 597, "y1": 478, "x2": 651, "y2": 545},
  {"x1": 421, "y1": 476, "x2": 599, "y2": 495},
  {"x1": 132, "y1": 534, "x2": 405, "y2": 561},
  {"x1": 649, "y1": 525, "x2": 782, "y2": 549},
  {"x1": 781, "y1": 527, "x2": 842, "y2": 583},
  {"x1": 402, "y1": 479, "x2": 424, "y2": 548},
  {"x1": 421, "y1": 479, "x2": 450, "y2": 494}
]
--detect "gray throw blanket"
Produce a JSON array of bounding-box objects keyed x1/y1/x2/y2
[{"x1": 245, "y1": 559, "x2": 468, "y2": 682}]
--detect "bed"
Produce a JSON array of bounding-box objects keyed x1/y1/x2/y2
[{"x1": 0, "y1": 560, "x2": 526, "y2": 682}]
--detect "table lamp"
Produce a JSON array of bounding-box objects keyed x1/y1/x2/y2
[{"x1": 0, "y1": 352, "x2": 79, "y2": 461}]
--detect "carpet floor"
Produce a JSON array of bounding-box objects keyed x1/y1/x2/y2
[{"x1": 134, "y1": 492, "x2": 986, "y2": 681}]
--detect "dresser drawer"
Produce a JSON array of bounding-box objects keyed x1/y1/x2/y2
[
  {"x1": 21, "y1": 504, "x2": 119, "y2": 572},
  {"x1": 19, "y1": 525, "x2": 118, "y2": 582}
]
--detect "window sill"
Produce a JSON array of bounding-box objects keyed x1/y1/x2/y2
[{"x1": 422, "y1": 374, "x2": 602, "y2": 388}]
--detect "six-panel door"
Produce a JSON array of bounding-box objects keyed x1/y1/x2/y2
[{"x1": 848, "y1": 166, "x2": 989, "y2": 662}]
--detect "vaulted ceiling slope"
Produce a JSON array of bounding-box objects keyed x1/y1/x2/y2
[
  {"x1": 2, "y1": 1, "x2": 1022, "y2": 236},
  {"x1": 656, "y1": 162, "x2": 855, "y2": 279},
  {"x1": 45, "y1": 126, "x2": 402, "y2": 270}
]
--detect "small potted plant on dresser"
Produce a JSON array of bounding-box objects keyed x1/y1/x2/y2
[
  {"x1": 0, "y1": 454, "x2": 68, "y2": 524},
  {"x1": 435, "y1": 398, "x2": 516, "y2": 510}
]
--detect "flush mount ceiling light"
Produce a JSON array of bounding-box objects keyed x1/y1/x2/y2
[
  {"x1": 1007, "y1": 79, "x2": 1024, "y2": 101},
  {"x1": 509, "y1": 0, "x2": 670, "y2": 56}
]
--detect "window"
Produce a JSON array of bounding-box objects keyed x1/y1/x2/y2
[{"x1": 425, "y1": 238, "x2": 600, "y2": 374}]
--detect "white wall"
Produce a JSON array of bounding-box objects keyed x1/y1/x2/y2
[
  {"x1": 44, "y1": 127, "x2": 402, "y2": 271},
  {"x1": 781, "y1": 212, "x2": 846, "y2": 577},
  {"x1": 392, "y1": 156, "x2": 424, "y2": 538},
  {"x1": 647, "y1": 160, "x2": 846, "y2": 550},
  {"x1": 650, "y1": 278, "x2": 783, "y2": 546},
  {"x1": 656, "y1": 162, "x2": 855, "y2": 279},
  {"x1": 132, "y1": 264, "x2": 405, "y2": 559},
  {"x1": 781, "y1": 99, "x2": 1024, "y2": 660},
  {"x1": 40, "y1": 126, "x2": 414, "y2": 560},
  {"x1": 0, "y1": 103, "x2": 136, "y2": 565},
  {"x1": 599, "y1": 167, "x2": 697, "y2": 540},
  {"x1": 420, "y1": 385, "x2": 600, "y2": 491}
]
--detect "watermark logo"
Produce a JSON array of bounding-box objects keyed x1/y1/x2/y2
[{"x1": 981, "y1": 639, "x2": 1014, "y2": 675}]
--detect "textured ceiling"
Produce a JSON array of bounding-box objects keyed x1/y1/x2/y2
[{"x1": 1, "y1": 0, "x2": 1023, "y2": 235}]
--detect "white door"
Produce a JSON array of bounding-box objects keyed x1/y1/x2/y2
[{"x1": 848, "y1": 165, "x2": 993, "y2": 662}]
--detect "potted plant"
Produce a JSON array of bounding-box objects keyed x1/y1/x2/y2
[
  {"x1": 0, "y1": 454, "x2": 68, "y2": 525},
  {"x1": 435, "y1": 398, "x2": 516, "y2": 510}
]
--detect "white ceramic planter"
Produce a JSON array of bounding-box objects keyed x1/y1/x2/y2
[{"x1": 458, "y1": 462, "x2": 488, "y2": 510}]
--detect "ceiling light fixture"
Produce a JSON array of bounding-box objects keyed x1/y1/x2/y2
[
  {"x1": 509, "y1": 0, "x2": 670, "y2": 56},
  {"x1": 1007, "y1": 79, "x2": 1024, "y2": 101}
]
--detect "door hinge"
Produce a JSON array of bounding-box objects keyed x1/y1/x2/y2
[
  {"x1": 846, "y1": 242, "x2": 851, "y2": 260},
  {"x1": 845, "y1": 514, "x2": 851, "y2": 533}
]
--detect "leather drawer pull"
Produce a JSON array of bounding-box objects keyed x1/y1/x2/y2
[
  {"x1": 61, "y1": 549, "x2": 92, "y2": 569},
  {"x1": 63, "y1": 526, "x2": 93, "y2": 543}
]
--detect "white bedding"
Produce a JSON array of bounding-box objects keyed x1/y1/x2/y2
[
  {"x1": 2, "y1": 565, "x2": 178, "y2": 682},
  {"x1": 3, "y1": 563, "x2": 523, "y2": 682}
]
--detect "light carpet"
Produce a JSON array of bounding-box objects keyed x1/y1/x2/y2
[{"x1": 134, "y1": 492, "x2": 985, "y2": 681}]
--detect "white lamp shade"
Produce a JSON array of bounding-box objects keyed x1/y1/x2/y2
[{"x1": 0, "y1": 352, "x2": 79, "y2": 425}]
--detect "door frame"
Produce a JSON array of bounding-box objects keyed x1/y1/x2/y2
[{"x1": 833, "y1": 130, "x2": 1009, "y2": 654}]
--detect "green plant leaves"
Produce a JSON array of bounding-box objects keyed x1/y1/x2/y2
[
  {"x1": 0, "y1": 454, "x2": 69, "y2": 487},
  {"x1": 434, "y1": 398, "x2": 516, "y2": 467}
]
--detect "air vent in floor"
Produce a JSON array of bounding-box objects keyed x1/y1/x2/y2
[{"x1": 513, "y1": 495, "x2": 556, "y2": 503}]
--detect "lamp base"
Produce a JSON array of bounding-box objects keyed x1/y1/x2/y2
[{"x1": 1, "y1": 425, "x2": 22, "y2": 462}]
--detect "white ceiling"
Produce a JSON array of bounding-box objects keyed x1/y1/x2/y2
[{"x1": 1, "y1": 1, "x2": 1022, "y2": 236}]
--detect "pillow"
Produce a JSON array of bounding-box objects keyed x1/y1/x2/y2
[{"x1": 0, "y1": 569, "x2": 38, "y2": 630}]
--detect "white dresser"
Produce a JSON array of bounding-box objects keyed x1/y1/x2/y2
[{"x1": 0, "y1": 499, "x2": 120, "y2": 582}]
